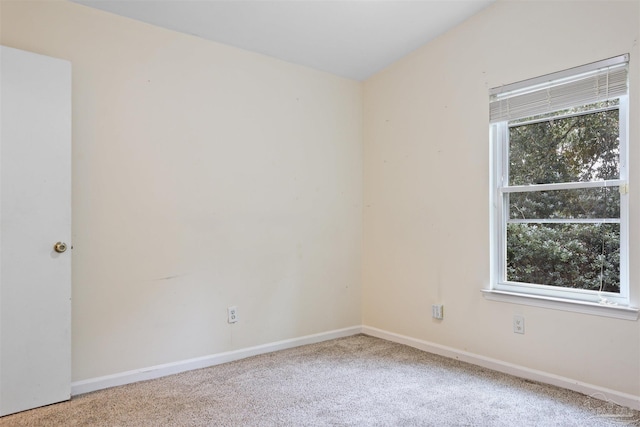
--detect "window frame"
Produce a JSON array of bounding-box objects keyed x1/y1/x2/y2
[{"x1": 488, "y1": 56, "x2": 632, "y2": 310}]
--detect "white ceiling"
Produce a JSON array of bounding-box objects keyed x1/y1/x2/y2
[{"x1": 72, "y1": 0, "x2": 495, "y2": 81}]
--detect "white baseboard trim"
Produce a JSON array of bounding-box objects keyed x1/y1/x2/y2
[
  {"x1": 71, "y1": 326, "x2": 362, "y2": 396},
  {"x1": 71, "y1": 324, "x2": 640, "y2": 411},
  {"x1": 361, "y1": 325, "x2": 640, "y2": 411}
]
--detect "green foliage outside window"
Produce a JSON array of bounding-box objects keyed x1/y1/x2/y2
[{"x1": 506, "y1": 104, "x2": 621, "y2": 293}]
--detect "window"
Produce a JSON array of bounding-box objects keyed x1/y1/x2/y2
[{"x1": 489, "y1": 55, "x2": 630, "y2": 308}]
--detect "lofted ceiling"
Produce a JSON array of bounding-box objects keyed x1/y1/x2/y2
[{"x1": 72, "y1": 0, "x2": 495, "y2": 81}]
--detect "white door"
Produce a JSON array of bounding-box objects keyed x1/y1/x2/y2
[{"x1": 0, "y1": 45, "x2": 71, "y2": 416}]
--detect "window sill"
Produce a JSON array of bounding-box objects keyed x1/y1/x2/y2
[{"x1": 481, "y1": 289, "x2": 639, "y2": 320}]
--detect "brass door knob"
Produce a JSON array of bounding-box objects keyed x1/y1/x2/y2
[{"x1": 54, "y1": 242, "x2": 67, "y2": 253}]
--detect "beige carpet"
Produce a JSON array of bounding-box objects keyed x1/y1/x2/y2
[{"x1": 2, "y1": 334, "x2": 639, "y2": 426}]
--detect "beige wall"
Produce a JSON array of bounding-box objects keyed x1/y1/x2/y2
[
  {"x1": 363, "y1": 0, "x2": 640, "y2": 396},
  {"x1": 1, "y1": 0, "x2": 363, "y2": 381}
]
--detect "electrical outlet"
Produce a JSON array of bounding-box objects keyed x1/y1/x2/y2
[
  {"x1": 228, "y1": 306, "x2": 238, "y2": 323},
  {"x1": 513, "y1": 315, "x2": 524, "y2": 334},
  {"x1": 432, "y1": 304, "x2": 443, "y2": 320}
]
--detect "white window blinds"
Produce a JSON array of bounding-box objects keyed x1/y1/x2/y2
[{"x1": 490, "y1": 54, "x2": 628, "y2": 123}]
